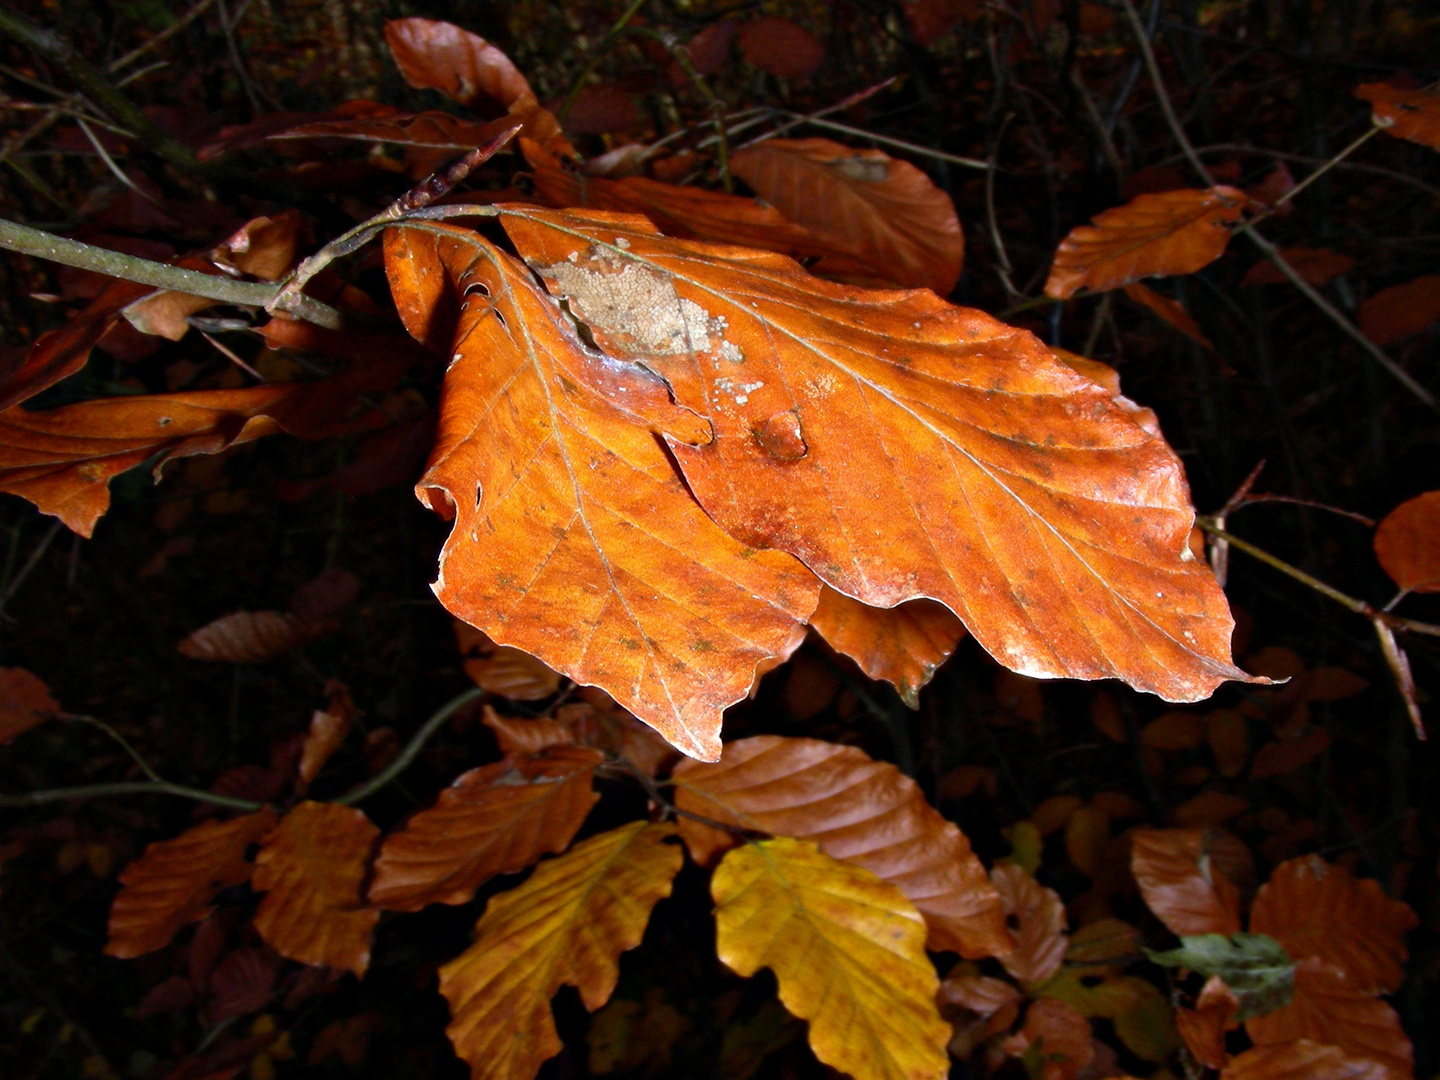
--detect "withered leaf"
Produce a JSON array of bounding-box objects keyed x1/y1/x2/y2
[
  {"x1": 807, "y1": 587, "x2": 966, "y2": 707},
  {"x1": 502, "y1": 205, "x2": 1250, "y2": 705},
  {"x1": 673, "y1": 735, "x2": 1011, "y2": 958},
  {"x1": 1358, "y1": 276, "x2": 1440, "y2": 346},
  {"x1": 385, "y1": 221, "x2": 818, "y2": 761},
  {"x1": 1356, "y1": 83, "x2": 1440, "y2": 152},
  {"x1": 0, "y1": 667, "x2": 60, "y2": 745},
  {"x1": 712, "y1": 837, "x2": 950, "y2": 1080},
  {"x1": 1222, "y1": 1040, "x2": 1388, "y2": 1080},
  {"x1": 178, "y1": 610, "x2": 325, "y2": 664},
  {"x1": 368, "y1": 747, "x2": 602, "y2": 911},
  {"x1": 1045, "y1": 187, "x2": 1247, "y2": 298},
  {"x1": 106, "y1": 810, "x2": 277, "y2": 958},
  {"x1": 731, "y1": 137, "x2": 963, "y2": 295},
  {"x1": 1122, "y1": 282, "x2": 1213, "y2": 349},
  {"x1": 1131, "y1": 827, "x2": 1243, "y2": 937},
  {"x1": 251, "y1": 801, "x2": 379, "y2": 977},
  {"x1": 439, "y1": 821, "x2": 681, "y2": 1080},
  {"x1": 735, "y1": 17, "x2": 825, "y2": 81},
  {"x1": 1373, "y1": 491, "x2": 1440, "y2": 594},
  {"x1": 991, "y1": 862, "x2": 1068, "y2": 985}
]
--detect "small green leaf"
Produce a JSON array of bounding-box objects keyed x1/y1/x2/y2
[{"x1": 1145, "y1": 932, "x2": 1293, "y2": 1020}]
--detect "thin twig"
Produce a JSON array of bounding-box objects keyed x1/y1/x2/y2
[
  {"x1": 0, "y1": 519, "x2": 62, "y2": 618},
  {"x1": 770, "y1": 112, "x2": 992, "y2": 171},
  {"x1": 1163, "y1": 143, "x2": 1440, "y2": 202},
  {"x1": 0, "y1": 780, "x2": 263, "y2": 811},
  {"x1": 337, "y1": 686, "x2": 485, "y2": 805},
  {"x1": 61, "y1": 713, "x2": 162, "y2": 782},
  {"x1": 556, "y1": 0, "x2": 650, "y2": 125},
  {"x1": 108, "y1": 0, "x2": 217, "y2": 73}
]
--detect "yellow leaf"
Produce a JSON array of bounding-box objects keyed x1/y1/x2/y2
[
  {"x1": 712, "y1": 837, "x2": 950, "y2": 1080},
  {"x1": 439, "y1": 821, "x2": 682, "y2": 1080}
]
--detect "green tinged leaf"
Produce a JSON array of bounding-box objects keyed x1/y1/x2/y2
[{"x1": 1144, "y1": 931, "x2": 1294, "y2": 1020}]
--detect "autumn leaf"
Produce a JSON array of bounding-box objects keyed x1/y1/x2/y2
[
  {"x1": 1145, "y1": 933, "x2": 1295, "y2": 1020},
  {"x1": 178, "y1": 611, "x2": 326, "y2": 663},
  {"x1": 991, "y1": 863, "x2": 1067, "y2": 984},
  {"x1": 730, "y1": 137, "x2": 964, "y2": 295},
  {"x1": 296, "y1": 683, "x2": 356, "y2": 794},
  {"x1": 1122, "y1": 282, "x2": 1213, "y2": 349},
  {"x1": 807, "y1": 587, "x2": 966, "y2": 706},
  {"x1": 105, "y1": 810, "x2": 277, "y2": 959},
  {"x1": 385, "y1": 221, "x2": 818, "y2": 761},
  {"x1": 438, "y1": 821, "x2": 681, "y2": 1080},
  {"x1": 273, "y1": 110, "x2": 521, "y2": 152},
  {"x1": 1248, "y1": 855, "x2": 1418, "y2": 996},
  {"x1": 368, "y1": 747, "x2": 602, "y2": 911},
  {"x1": 736, "y1": 17, "x2": 824, "y2": 81},
  {"x1": 251, "y1": 802, "x2": 379, "y2": 977},
  {"x1": 1045, "y1": 187, "x2": 1248, "y2": 298},
  {"x1": 0, "y1": 667, "x2": 60, "y2": 744},
  {"x1": 1240, "y1": 246, "x2": 1355, "y2": 287},
  {"x1": 673, "y1": 735, "x2": 1011, "y2": 958},
  {"x1": 1246, "y1": 960, "x2": 1413, "y2": 1080},
  {"x1": 455, "y1": 623, "x2": 563, "y2": 700},
  {"x1": 500, "y1": 205, "x2": 1251, "y2": 705},
  {"x1": 1222, "y1": 1039, "x2": 1389, "y2": 1080},
  {"x1": 1131, "y1": 828, "x2": 1243, "y2": 936},
  {"x1": 712, "y1": 837, "x2": 950, "y2": 1080},
  {"x1": 1374, "y1": 491, "x2": 1440, "y2": 595},
  {"x1": 1356, "y1": 83, "x2": 1440, "y2": 151},
  {"x1": 1357, "y1": 276, "x2": 1440, "y2": 346},
  {"x1": 1038, "y1": 969, "x2": 1178, "y2": 1061},
  {"x1": 1175, "y1": 976, "x2": 1239, "y2": 1070},
  {"x1": 1002, "y1": 997, "x2": 1093, "y2": 1079}
]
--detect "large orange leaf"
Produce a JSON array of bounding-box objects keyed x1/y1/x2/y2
[
  {"x1": 1374, "y1": 492, "x2": 1440, "y2": 594},
  {"x1": 1356, "y1": 83, "x2": 1440, "y2": 152},
  {"x1": 0, "y1": 667, "x2": 59, "y2": 744},
  {"x1": 1246, "y1": 961, "x2": 1413, "y2": 1080},
  {"x1": 105, "y1": 810, "x2": 277, "y2": 959},
  {"x1": 672, "y1": 735, "x2": 1011, "y2": 958},
  {"x1": 251, "y1": 801, "x2": 379, "y2": 977},
  {"x1": 1044, "y1": 187, "x2": 1248, "y2": 298},
  {"x1": 1222, "y1": 1040, "x2": 1389, "y2": 1080},
  {"x1": 990, "y1": 863, "x2": 1068, "y2": 984},
  {"x1": 438, "y1": 821, "x2": 681, "y2": 1080},
  {"x1": 385, "y1": 222, "x2": 818, "y2": 761},
  {"x1": 730, "y1": 137, "x2": 964, "y2": 295},
  {"x1": 1130, "y1": 828, "x2": 1242, "y2": 937},
  {"x1": 807, "y1": 587, "x2": 966, "y2": 706},
  {"x1": 500, "y1": 205, "x2": 1249, "y2": 704},
  {"x1": 712, "y1": 837, "x2": 950, "y2": 1080},
  {"x1": 368, "y1": 747, "x2": 602, "y2": 911},
  {"x1": 1249, "y1": 856, "x2": 1418, "y2": 996}
]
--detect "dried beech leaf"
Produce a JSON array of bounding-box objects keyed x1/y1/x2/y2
[
  {"x1": 1044, "y1": 187, "x2": 1247, "y2": 298},
  {"x1": 1222, "y1": 1039, "x2": 1389, "y2": 1080},
  {"x1": 730, "y1": 137, "x2": 964, "y2": 295},
  {"x1": 105, "y1": 810, "x2": 277, "y2": 958},
  {"x1": 439, "y1": 821, "x2": 681, "y2": 1080},
  {"x1": 712, "y1": 837, "x2": 950, "y2": 1080},
  {"x1": 1130, "y1": 828, "x2": 1243, "y2": 937},
  {"x1": 1358, "y1": 276, "x2": 1440, "y2": 346},
  {"x1": 1249, "y1": 855, "x2": 1418, "y2": 996},
  {"x1": 1374, "y1": 491, "x2": 1440, "y2": 594},
  {"x1": 481, "y1": 705, "x2": 577, "y2": 755},
  {"x1": 465, "y1": 646, "x2": 562, "y2": 700},
  {"x1": 178, "y1": 611, "x2": 323, "y2": 663},
  {"x1": 674, "y1": 735, "x2": 1011, "y2": 958},
  {"x1": 385, "y1": 223, "x2": 818, "y2": 761},
  {"x1": 807, "y1": 587, "x2": 966, "y2": 707},
  {"x1": 1122, "y1": 283, "x2": 1212, "y2": 349},
  {"x1": 275, "y1": 111, "x2": 520, "y2": 150},
  {"x1": 251, "y1": 801, "x2": 380, "y2": 977},
  {"x1": 736, "y1": 17, "x2": 825, "y2": 80},
  {"x1": 991, "y1": 863, "x2": 1067, "y2": 984},
  {"x1": 1356, "y1": 83, "x2": 1440, "y2": 151},
  {"x1": 1246, "y1": 960, "x2": 1413, "y2": 1080},
  {"x1": 0, "y1": 667, "x2": 60, "y2": 744},
  {"x1": 1002, "y1": 997, "x2": 1093, "y2": 1077},
  {"x1": 368, "y1": 747, "x2": 602, "y2": 911},
  {"x1": 296, "y1": 684, "x2": 356, "y2": 793},
  {"x1": 502, "y1": 205, "x2": 1250, "y2": 704},
  {"x1": 1241, "y1": 247, "x2": 1355, "y2": 287},
  {"x1": 940, "y1": 973, "x2": 1023, "y2": 1017}
]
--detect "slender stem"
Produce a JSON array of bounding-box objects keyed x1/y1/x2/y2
[
  {"x1": 108, "y1": 0, "x2": 217, "y2": 73},
  {"x1": 647, "y1": 29, "x2": 732, "y2": 192},
  {"x1": 63, "y1": 713, "x2": 162, "y2": 783},
  {"x1": 772, "y1": 113, "x2": 992, "y2": 171},
  {"x1": 0, "y1": 780, "x2": 263, "y2": 811},
  {"x1": 1271, "y1": 126, "x2": 1378, "y2": 211},
  {"x1": 0, "y1": 519, "x2": 62, "y2": 617},
  {"x1": 337, "y1": 687, "x2": 484, "y2": 805},
  {"x1": 0, "y1": 218, "x2": 344, "y2": 329}
]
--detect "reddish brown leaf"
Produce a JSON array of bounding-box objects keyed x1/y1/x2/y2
[
  {"x1": 440, "y1": 822, "x2": 681, "y2": 1080},
  {"x1": 736, "y1": 17, "x2": 824, "y2": 80},
  {"x1": 384, "y1": 18, "x2": 533, "y2": 110},
  {"x1": 1123, "y1": 283, "x2": 1213, "y2": 349},
  {"x1": 208, "y1": 947, "x2": 278, "y2": 1021},
  {"x1": 1356, "y1": 83, "x2": 1440, "y2": 151},
  {"x1": 990, "y1": 863, "x2": 1068, "y2": 984},
  {"x1": 0, "y1": 667, "x2": 60, "y2": 744},
  {"x1": 178, "y1": 611, "x2": 324, "y2": 663},
  {"x1": 901, "y1": 0, "x2": 985, "y2": 44},
  {"x1": 368, "y1": 747, "x2": 602, "y2": 911},
  {"x1": 1244, "y1": 163, "x2": 1297, "y2": 212},
  {"x1": 1176, "y1": 975, "x2": 1239, "y2": 1070},
  {"x1": 1044, "y1": 187, "x2": 1248, "y2": 298},
  {"x1": 940, "y1": 973, "x2": 1024, "y2": 1017},
  {"x1": 564, "y1": 87, "x2": 642, "y2": 137},
  {"x1": 1249, "y1": 729, "x2": 1331, "y2": 779},
  {"x1": 275, "y1": 110, "x2": 520, "y2": 151},
  {"x1": 481, "y1": 705, "x2": 576, "y2": 756},
  {"x1": 251, "y1": 802, "x2": 379, "y2": 976},
  {"x1": 1374, "y1": 492, "x2": 1440, "y2": 594},
  {"x1": 105, "y1": 810, "x2": 277, "y2": 958},
  {"x1": 1358, "y1": 276, "x2": 1440, "y2": 346},
  {"x1": 730, "y1": 137, "x2": 964, "y2": 295},
  {"x1": 1246, "y1": 961, "x2": 1413, "y2": 1080},
  {"x1": 807, "y1": 587, "x2": 966, "y2": 706},
  {"x1": 1003, "y1": 998, "x2": 1093, "y2": 1078},
  {"x1": 673, "y1": 735, "x2": 1011, "y2": 958},
  {"x1": 289, "y1": 568, "x2": 361, "y2": 622},
  {"x1": 135, "y1": 975, "x2": 196, "y2": 1019},
  {"x1": 296, "y1": 683, "x2": 356, "y2": 794},
  {"x1": 1241, "y1": 247, "x2": 1355, "y2": 287},
  {"x1": 457, "y1": 625, "x2": 563, "y2": 700},
  {"x1": 681, "y1": 21, "x2": 737, "y2": 76},
  {"x1": 1249, "y1": 855, "x2": 1418, "y2": 996},
  {"x1": 1222, "y1": 1040, "x2": 1390, "y2": 1080},
  {"x1": 1172, "y1": 791, "x2": 1250, "y2": 828},
  {"x1": 1130, "y1": 828, "x2": 1242, "y2": 936},
  {"x1": 385, "y1": 221, "x2": 818, "y2": 761},
  {"x1": 501, "y1": 205, "x2": 1251, "y2": 705}
]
